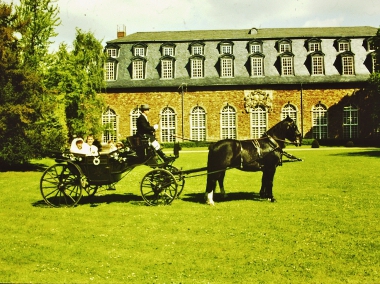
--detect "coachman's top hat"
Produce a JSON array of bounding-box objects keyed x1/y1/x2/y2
[{"x1": 140, "y1": 104, "x2": 150, "y2": 110}]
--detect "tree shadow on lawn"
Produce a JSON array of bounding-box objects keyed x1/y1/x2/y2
[
  {"x1": 32, "y1": 193, "x2": 147, "y2": 208},
  {"x1": 0, "y1": 162, "x2": 48, "y2": 172},
  {"x1": 180, "y1": 191, "x2": 263, "y2": 204},
  {"x1": 329, "y1": 149, "x2": 380, "y2": 158}
]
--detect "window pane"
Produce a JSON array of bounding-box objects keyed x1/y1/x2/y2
[
  {"x1": 250, "y1": 44, "x2": 261, "y2": 53},
  {"x1": 131, "y1": 108, "x2": 141, "y2": 135},
  {"x1": 281, "y1": 104, "x2": 297, "y2": 124},
  {"x1": 161, "y1": 107, "x2": 176, "y2": 142},
  {"x1": 312, "y1": 104, "x2": 328, "y2": 139},
  {"x1": 342, "y1": 56, "x2": 354, "y2": 75},
  {"x1": 102, "y1": 109, "x2": 117, "y2": 143},
  {"x1": 282, "y1": 57, "x2": 293, "y2": 75},
  {"x1": 221, "y1": 105, "x2": 236, "y2": 139},
  {"x1": 251, "y1": 106, "x2": 267, "y2": 138},
  {"x1": 251, "y1": 57, "x2": 263, "y2": 76},
  {"x1": 343, "y1": 105, "x2": 358, "y2": 138},
  {"x1": 133, "y1": 61, "x2": 144, "y2": 79},
  {"x1": 190, "y1": 106, "x2": 206, "y2": 141},
  {"x1": 191, "y1": 59, "x2": 203, "y2": 78},
  {"x1": 221, "y1": 58, "x2": 233, "y2": 77},
  {"x1": 312, "y1": 56, "x2": 324, "y2": 75},
  {"x1": 162, "y1": 60, "x2": 173, "y2": 79},
  {"x1": 105, "y1": 62, "x2": 115, "y2": 80}
]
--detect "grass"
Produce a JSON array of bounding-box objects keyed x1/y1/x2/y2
[{"x1": 0, "y1": 147, "x2": 379, "y2": 283}]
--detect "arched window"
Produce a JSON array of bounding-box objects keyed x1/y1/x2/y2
[
  {"x1": 221, "y1": 105, "x2": 236, "y2": 139},
  {"x1": 343, "y1": 104, "x2": 358, "y2": 138},
  {"x1": 130, "y1": 107, "x2": 141, "y2": 135},
  {"x1": 281, "y1": 103, "x2": 297, "y2": 124},
  {"x1": 312, "y1": 103, "x2": 328, "y2": 139},
  {"x1": 102, "y1": 108, "x2": 118, "y2": 143},
  {"x1": 161, "y1": 107, "x2": 176, "y2": 142},
  {"x1": 251, "y1": 106, "x2": 267, "y2": 138},
  {"x1": 190, "y1": 106, "x2": 206, "y2": 141}
]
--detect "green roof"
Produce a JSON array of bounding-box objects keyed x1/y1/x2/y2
[{"x1": 108, "y1": 26, "x2": 378, "y2": 44}]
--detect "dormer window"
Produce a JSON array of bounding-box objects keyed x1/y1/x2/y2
[
  {"x1": 190, "y1": 41, "x2": 205, "y2": 55},
  {"x1": 338, "y1": 51, "x2": 355, "y2": 75},
  {"x1": 306, "y1": 38, "x2": 322, "y2": 52},
  {"x1": 105, "y1": 44, "x2": 120, "y2": 58},
  {"x1": 219, "y1": 54, "x2": 234, "y2": 78},
  {"x1": 133, "y1": 43, "x2": 147, "y2": 57},
  {"x1": 279, "y1": 52, "x2": 294, "y2": 76},
  {"x1": 219, "y1": 40, "x2": 234, "y2": 54},
  {"x1": 336, "y1": 38, "x2": 351, "y2": 52},
  {"x1": 249, "y1": 40, "x2": 263, "y2": 53},
  {"x1": 161, "y1": 42, "x2": 176, "y2": 56},
  {"x1": 277, "y1": 39, "x2": 292, "y2": 53},
  {"x1": 365, "y1": 37, "x2": 375, "y2": 51}
]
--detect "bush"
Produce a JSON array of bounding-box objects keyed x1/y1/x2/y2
[
  {"x1": 345, "y1": 141, "x2": 355, "y2": 147},
  {"x1": 311, "y1": 139, "x2": 320, "y2": 148}
]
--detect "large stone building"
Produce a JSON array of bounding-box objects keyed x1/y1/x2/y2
[{"x1": 101, "y1": 26, "x2": 378, "y2": 144}]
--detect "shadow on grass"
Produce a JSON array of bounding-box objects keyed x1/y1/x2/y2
[
  {"x1": 180, "y1": 191, "x2": 263, "y2": 204},
  {"x1": 32, "y1": 193, "x2": 147, "y2": 208},
  {"x1": 329, "y1": 149, "x2": 380, "y2": 158},
  {"x1": 0, "y1": 162, "x2": 48, "y2": 172}
]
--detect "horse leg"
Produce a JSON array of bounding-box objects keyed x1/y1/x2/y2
[
  {"x1": 259, "y1": 166, "x2": 277, "y2": 202},
  {"x1": 205, "y1": 173, "x2": 218, "y2": 206},
  {"x1": 217, "y1": 171, "x2": 227, "y2": 199}
]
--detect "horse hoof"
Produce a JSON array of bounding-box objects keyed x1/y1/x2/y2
[
  {"x1": 268, "y1": 198, "x2": 276, "y2": 202},
  {"x1": 206, "y1": 200, "x2": 215, "y2": 206}
]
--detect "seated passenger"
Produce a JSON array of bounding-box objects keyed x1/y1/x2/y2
[
  {"x1": 84, "y1": 135, "x2": 99, "y2": 156},
  {"x1": 108, "y1": 140, "x2": 117, "y2": 152},
  {"x1": 70, "y1": 138, "x2": 87, "y2": 155}
]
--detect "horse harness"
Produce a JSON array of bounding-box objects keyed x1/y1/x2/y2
[{"x1": 239, "y1": 134, "x2": 282, "y2": 169}]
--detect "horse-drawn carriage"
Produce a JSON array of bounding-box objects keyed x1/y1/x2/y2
[
  {"x1": 40, "y1": 135, "x2": 184, "y2": 207},
  {"x1": 40, "y1": 117, "x2": 302, "y2": 208}
]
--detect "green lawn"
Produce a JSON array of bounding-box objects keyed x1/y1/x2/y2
[{"x1": 0, "y1": 147, "x2": 379, "y2": 283}]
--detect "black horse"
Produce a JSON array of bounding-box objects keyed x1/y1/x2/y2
[{"x1": 205, "y1": 116, "x2": 302, "y2": 205}]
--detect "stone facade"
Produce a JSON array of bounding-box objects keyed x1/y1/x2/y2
[{"x1": 101, "y1": 26, "x2": 378, "y2": 143}]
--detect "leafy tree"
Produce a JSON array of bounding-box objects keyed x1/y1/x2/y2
[
  {"x1": 367, "y1": 27, "x2": 380, "y2": 136},
  {"x1": 45, "y1": 29, "x2": 106, "y2": 139},
  {"x1": 0, "y1": 2, "x2": 42, "y2": 166}
]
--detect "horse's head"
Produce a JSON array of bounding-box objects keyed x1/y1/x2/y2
[{"x1": 283, "y1": 116, "x2": 302, "y2": 146}]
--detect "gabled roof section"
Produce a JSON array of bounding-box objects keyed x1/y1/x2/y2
[{"x1": 107, "y1": 26, "x2": 378, "y2": 44}]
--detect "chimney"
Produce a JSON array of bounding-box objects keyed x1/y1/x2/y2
[{"x1": 117, "y1": 25, "x2": 126, "y2": 38}]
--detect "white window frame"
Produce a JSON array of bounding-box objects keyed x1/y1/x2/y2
[
  {"x1": 107, "y1": 48, "x2": 118, "y2": 58},
  {"x1": 251, "y1": 56, "x2": 264, "y2": 76},
  {"x1": 161, "y1": 107, "x2": 176, "y2": 142},
  {"x1": 161, "y1": 59, "x2": 174, "y2": 79},
  {"x1": 281, "y1": 104, "x2": 297, "y2": 124},
  {"x1": 190, "y1": 106, "x2": 206, "y2": 141},
  {"x1": 134, "y1": 47, "x2": 145, "y2": 57},
  {"x1": 343, "y1": 105, "x2": 359, "y2": 139},
  {"x1": 102, "y1": 108, "x2": 118, "y2": 143},
  {"x1": 220, "y1": 57, "x2": 233, "y2": 78},
  {"x1": 309, "y1": 42, "x2": 320, "y2": 52},
  {"x1": 192, "y1": 45, "x2": 203, "y2": 55},
  {"x1": 250, "y1": 106, "x2": 267, "y2": 138},
  {"x1": 163, "y1": 46, "x2": 174, "y2": 56},
  {"x1": 250, "y1": 44, "x2": 261, "y2": 53},
  {"x1": 281, "y1": 56, "x2": 293, "y2": 76},
  {"x1": 338, "y1": 42, "x2": 350, "y2": 52},
  {"x1": 221, "y1": 105, "x2": 236, "y2": 139},
  {"x1": 280, "y1": 43, "x2": 291, "y2": 53},
  {"x1": 105, "y1": 61, "x2": 117, "y2": 81},
  {"x1": 132, "y1": 60, "x2": 145, "y2": 79},
  {"x1": 342, "y1": 56, "x2": 354, "y2": 75},
  {"x1": 311, "y1": 55, "x2": 324, "y2": 75},
  {"x1": 191, "y1": 58, "x2": 203, "y2": 78},
  {"x1": 131, "y1": 108, "x2": 141, "y2": 135},
  {"x1": 312, "y1": 104, "x2": 328, "y2": 139}
]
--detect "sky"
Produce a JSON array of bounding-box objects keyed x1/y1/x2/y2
[{"x1": 4, "y1": 0, "x2": 380, "y2": 52}]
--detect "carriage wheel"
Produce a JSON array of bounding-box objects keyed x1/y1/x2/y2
[
  {"x1": 83, "y1": 185, "x2": 98, "y2": 197},
  {"x1": 40, "y1": 163, "x2": 83, "y2": 207},
  {"x1": 165, "y1": 165, "x2": 185, "y2": 198},
  {"x1": 140, "y1": 169, "x2": 178, "y2": 206}
]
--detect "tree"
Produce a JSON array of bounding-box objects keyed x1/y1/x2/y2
[
  {"x1": 0, "y1": 2, "x2": 42, "y2": 166},
  {"x1": 366, "y1": 28, "x2": 380, "y2": 136},
  {"x1": 45, "y1": 29, "x2": 106, "y2": 139}
]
